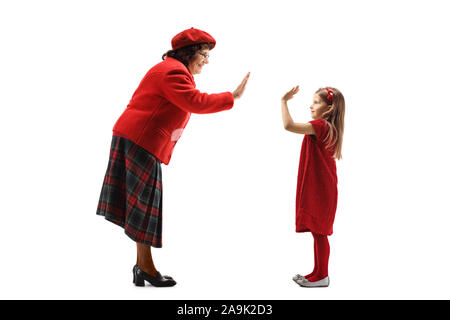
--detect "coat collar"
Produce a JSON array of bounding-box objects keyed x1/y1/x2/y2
[{"x1": 165, "y1": 57, "x2": 195, "y2": 83}]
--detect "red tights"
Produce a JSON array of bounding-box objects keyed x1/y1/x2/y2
[{"x1": 305, "y1": 233, "x2": 330, "y2": 282}]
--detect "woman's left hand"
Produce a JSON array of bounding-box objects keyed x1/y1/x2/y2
[{"x1": 232, "y1": 72, "x2": 250, "y2": 99}]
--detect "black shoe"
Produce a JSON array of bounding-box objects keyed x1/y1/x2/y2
[
  {"x1": 133, "y1": 265, "x2": 176, "y2": 287},
  {"x1": 132, "y1": 265, "x2": 173, "y2": 283}
]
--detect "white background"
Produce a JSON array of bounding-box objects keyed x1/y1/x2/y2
[{"x1": 1, "y1": 0, "x2": 449, "y2": 299}]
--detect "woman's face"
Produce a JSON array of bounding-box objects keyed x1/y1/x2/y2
[
  {"x1": 310, "y1": 94, "x2": 330, "y2": 120},
  {"x1": 188, "y1": 49, "x2": 210, "y2": 75}
]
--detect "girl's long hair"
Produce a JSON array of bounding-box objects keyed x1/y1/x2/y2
[{"x1": 316, "y1": 87, "x2": 345, "y2": 160}]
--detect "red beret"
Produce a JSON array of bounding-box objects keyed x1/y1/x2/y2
[{"x1": 171, "y1": 27, "x2": 216, "y2": 50}]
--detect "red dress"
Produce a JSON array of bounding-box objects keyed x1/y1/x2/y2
[{"x1": 295, "y1": 119, "x2": 338, "y2": 235}]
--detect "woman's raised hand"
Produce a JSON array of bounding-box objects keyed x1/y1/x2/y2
[
  {"x1": 282, "y1": 85, "x2": 299, "y2": 101},
  {"x1": 232, "y1": 72, "x2": 250, "y2": 99}
]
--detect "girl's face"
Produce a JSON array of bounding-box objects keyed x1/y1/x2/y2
[
  {"x1": 188, "y1": 49, "x2": 210, "y2": 75},
  {"x1": 310, "y1": 94, "x2": 330, "y2": 120}
]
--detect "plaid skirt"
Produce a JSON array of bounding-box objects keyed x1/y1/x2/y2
[{"x1": 96, "y1": 135, "x2": 163, "y2": 247}]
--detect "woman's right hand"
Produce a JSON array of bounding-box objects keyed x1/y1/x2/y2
[
  {"x1": 282, "y1": 85, "x2": 299, "y2": 102},
  {"x1": 232, "y1": 72, "x2": 250, "y2": 99}
]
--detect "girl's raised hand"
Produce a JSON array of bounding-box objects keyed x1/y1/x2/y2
[{"x1": 282, "y1": 85, "x2": 299, "y2": 101}]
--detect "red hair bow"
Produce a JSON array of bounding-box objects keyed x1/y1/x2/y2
[{"x1": 326, "y1": 88, "x2": 334, "y2": 103}]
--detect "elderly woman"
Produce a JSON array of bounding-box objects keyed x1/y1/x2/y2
[{"x1": 96, "y1": 28, "x2": 249, "y2": 287}]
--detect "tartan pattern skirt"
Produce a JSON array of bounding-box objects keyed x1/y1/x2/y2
[{"x1": 96, "y1": 135, "x2": 163, "y2": 248}]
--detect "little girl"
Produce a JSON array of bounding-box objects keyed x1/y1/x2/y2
[{"x1": 281, "y1": 85, "x2": 345, "y2": 288}]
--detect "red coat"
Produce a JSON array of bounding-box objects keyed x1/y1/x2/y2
[
  {"x1": 112, "y1": 57, "x2": 234, "y2": 164},
  {"x1": 296, "y1": 119, "x2": 338, "y2": 235}
]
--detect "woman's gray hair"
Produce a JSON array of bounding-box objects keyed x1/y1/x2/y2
[{"x1": 162, "y1": 43, "x2": 214, "y2": 68}]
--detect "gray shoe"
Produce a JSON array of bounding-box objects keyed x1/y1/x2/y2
[
  {"x1": 296, "y1": 276, "x2": 330, "y2": 288},
  {"x1": 292, "y1": 274, "x2": 305, "y2": 282}
]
